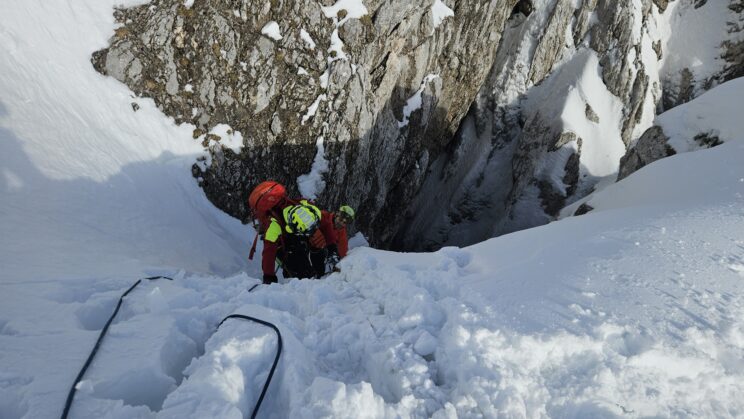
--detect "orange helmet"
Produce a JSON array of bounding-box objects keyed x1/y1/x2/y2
[{"x1": 248, "y1": 181, "x2": 286, "y2": 213}]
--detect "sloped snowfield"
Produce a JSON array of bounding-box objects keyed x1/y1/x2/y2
[
  {"x1": 2, "y1": 0, "x2": 744, "y2": 418},
  {"x1": 4, "y1": 193, "x2": 744, "y2": 418}
]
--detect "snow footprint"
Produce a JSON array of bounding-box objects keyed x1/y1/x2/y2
[
  {"x1": 728, "y1": 263, "x2": 744, "y2": 278},
  {"x1": 74, "y1": 295, "x2": 118, "y2": 330}
]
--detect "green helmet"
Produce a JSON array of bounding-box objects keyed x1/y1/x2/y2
[{"x1": 339, "y1": 205, "x2": 355, "y2": 220}]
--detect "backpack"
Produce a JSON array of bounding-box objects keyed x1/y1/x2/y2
[{"x1": 282, "y1": 200, "x2": 322, "y2": 237}]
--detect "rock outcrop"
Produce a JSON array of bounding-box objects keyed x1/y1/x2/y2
[
  {"x1": 92, "y1": 0, "x2": 519, "y2": 247},
  {"x1": 617, "y1": 126, "x2": 675, "y2": 181},
  {"x1": 92, "y1": 0, "x2": 743, "y2": 250},
  {"x1": 661, "y1": 0, "x2": 744, "y2": 110},
  {"x1": 396, "y1": 0, "x2": 666, "y2": 249},
  {"x1": 396, "y1": 0, "x2": 744, "y2": 250},
  {"x1": 618, "y1": 0, "x2": 743, "y2": 181}
]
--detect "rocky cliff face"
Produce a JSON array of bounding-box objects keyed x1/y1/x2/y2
[
  {"x1": 396, "y1": 0, "x2": 744, "y2": 250},
  {"x1": 92, "y1": 0, "x2": 519, "y2": 247},
  {"x1": 92, "y1": 0, "x2": 742, "y2": 250},
  {"x1": 397, "y1": 0, "x2": 668, "y2": 249},
  {"x1": 618, "y1": 0, "x2": 743, "y2": 181}
]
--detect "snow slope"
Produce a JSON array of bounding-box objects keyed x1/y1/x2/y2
[
  {"x1": 2, "y1": 1, "x2": 744, "y2": 418},
  {"x1": 0, "y1": 0, "x2": 253, "y2": 281}
]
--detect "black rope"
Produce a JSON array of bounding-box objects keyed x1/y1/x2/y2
[
  {"x1": 217, "y1": 314, "x2": 283, "y2": 419},
  {"x1": 60, "y1": 276, "x2": 173, "y2": 419},
  {"x1": 61, "y1": 277, "x2": 276, "y2": 419}
]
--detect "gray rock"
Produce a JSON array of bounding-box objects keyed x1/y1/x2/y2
[
  {"x1": 585, "y1": 104, "x2": 599, "y2": 123},
  {"x1": 92, "y1": 0, "x2": 520, "y2": 247},
  {"x1": 617, "y1": 126, "x2": 675, "y2": 181},
  {"x1": 573, "y1": 203, "x2": 594, "y2": 216},
  {"x1": 661, "y1": 0, "x2": 744, "y2": 111},
  {"x1": 92, "y1": 0, "x2": 743, "y2": 251}
]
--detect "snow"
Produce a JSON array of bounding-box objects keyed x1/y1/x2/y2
[
  {"x1": 656, "y1": 77, "x2": 744, "y2": 152},
  {"x1": 0, "y1": 0, "x2": 251, "y2": 282},
  {"x1": 319, "y1": 0, "x2": 368, "y2": 86},
  {"x1": 300, "y1": 29, "x2": 316, "y2": 50},
  {"x1": 348, "y1": 232, "x2": 370, "y2": 250},
  {"x1": 659, "y1": 0, "x2": 742, "y2": 99},
  {"x1": 183, "y1": 0, "x2": 195, "y2": 9},
  {"x1": 319, "y1": 69, "x2": 330, "y2": 89},
  {"x1": 399, "y1": 74, "x2": 439, "y2": 128},
  {"x1": 524, "y1": 50, "x2": 626, "y2": 196},
  {"x1": 301, "y1": 94, "x2": 327, "y2": 125},
  {"x1": 261, "y1": 21, "x2": 282, "y2": 41},
  {"x1": 297, "y1": 136, "x2": 329, "y2": 199},
  {"x1": 321, "y1": 0, "x2": 369, "y2": 24},
  {"x1": 328, "y1": 29, "x2": 348, "y2": 61},
  {"x1": 3, "y1": 0, "x2": 744, "y2": 417},
  {"x1": 431, "y1": 0, "x2": 454, "y2": 29},
  {"x1": 206, "y1": 124, "x2": 244, "y2": 154},
  {"x1": 632, "y1": 7, "x2": 665, "y2": 140}
]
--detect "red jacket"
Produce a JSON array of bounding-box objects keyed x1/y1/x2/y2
[
  {"x1": 323, "y1": 211, "x2": 349, "y2": 258},
  {"x1": 337, "y1": 226, "x2": 348, "y2": 258},
  {"x1": 260, "y1": 198, "x2": 337, "y2": 276}
]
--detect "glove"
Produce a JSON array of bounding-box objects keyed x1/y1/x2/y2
[
  {"x1": 263, "y1": 274, "x2": 278, "y2": 285},
  {"x1": 326, "y1": 244, "x2": 340, "y2": 271},
  {"x1": 309, "y1": 229, "x2": 326, "y2": 249}
]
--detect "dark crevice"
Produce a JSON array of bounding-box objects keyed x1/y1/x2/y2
[{"x1": 511, "y1": 0, "x2": 533, "y2": 18}]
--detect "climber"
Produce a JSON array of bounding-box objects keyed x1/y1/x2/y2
[
  {"x1": 248, "y1": 180, "x2": 339, "y2": 284},
  {"x1": 323, "y1": 205, "x2": 355, "y2": 260}
]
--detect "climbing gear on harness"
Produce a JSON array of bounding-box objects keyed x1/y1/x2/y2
[{"x1": 249, "y1": 232, "x2": 260, "y2": 260}]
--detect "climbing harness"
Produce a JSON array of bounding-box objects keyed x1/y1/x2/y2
[{"x1": 60, "y1": 277, "x2": 279, "y2": 419}]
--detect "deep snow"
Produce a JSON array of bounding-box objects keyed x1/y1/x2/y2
[{"x1": 2, "y1": 1, "x2": 744, "y2": 418}]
